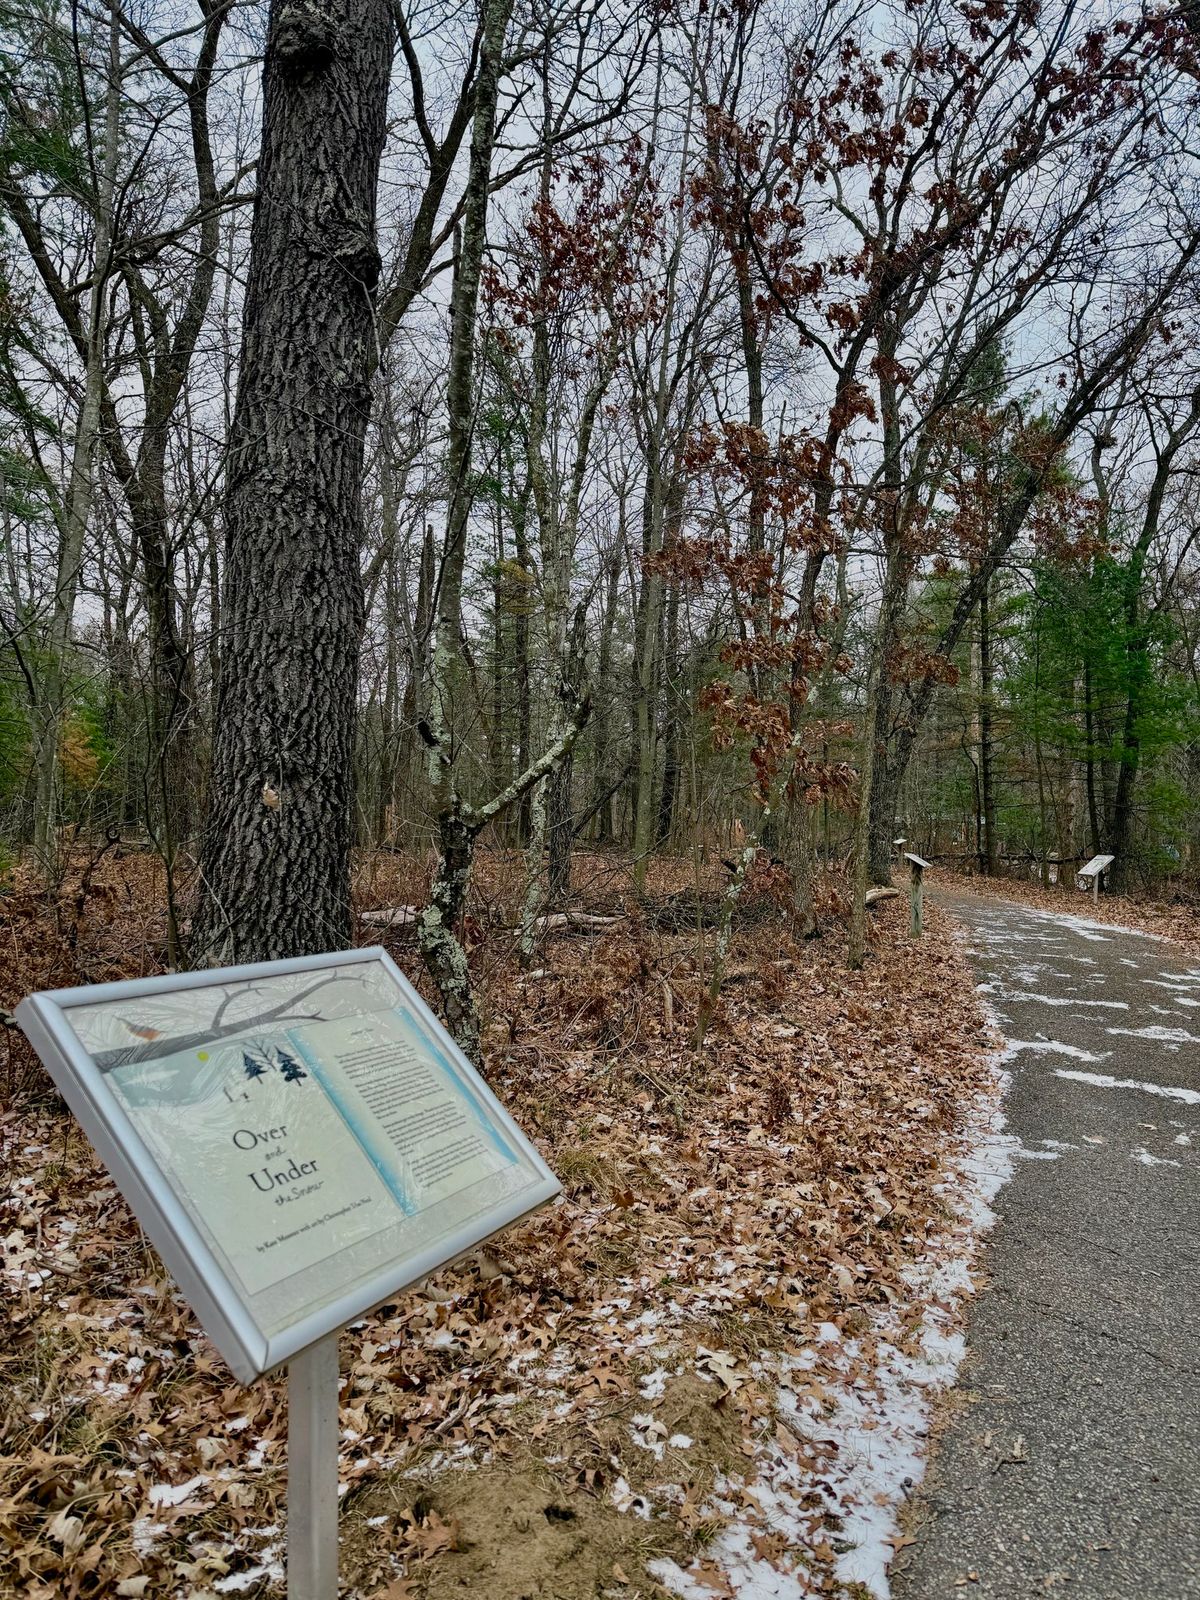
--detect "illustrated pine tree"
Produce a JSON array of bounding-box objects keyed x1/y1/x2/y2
[
  {"x1": 276, "y1": 1050, "x2": 307, "y2": 1084},
  {"x1": 243, "y1": 1052, "x2": 268, "y2": 1082}
]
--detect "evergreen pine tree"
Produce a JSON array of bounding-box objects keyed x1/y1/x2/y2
[{"x1": 276, "y1": 1049, "x2": 307, "y2": 1084}]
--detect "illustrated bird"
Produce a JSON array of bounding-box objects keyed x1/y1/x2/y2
[{"x1": 120, "y1": 1018, "x2": 164, "y2": 1041}]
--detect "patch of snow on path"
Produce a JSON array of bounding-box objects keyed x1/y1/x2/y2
[
  {"x1": 986, "y1": 989, "x2": 1128, "y2": 1010},
  {"x1": 1053, "y1": 1068, "x2": 1200, "y2": 1107},
  {"x1": 1105, "y1": 1025, "x2": 1200, "y2": 1049},
  {"x1": 999, "y1": 1038, "x2": 1109, "y2": 1063},
  {"x1": 1016, "y1": 907, "x2": 1166, "y2": 944},
  {"x1": 1132, "y1": 1148, "x2": 1182, "y2": 1169}
]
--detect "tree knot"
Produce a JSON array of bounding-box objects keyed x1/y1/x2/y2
[
  {"x1": 333, "y1": 228, "x2": 383, "y2": 290},
  {"x1": 273, "y1": 3, "x2": 336, "y2": 80}
]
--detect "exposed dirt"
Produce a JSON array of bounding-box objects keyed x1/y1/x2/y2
[{"x1": 344, "y1": 1370, "x2": 745, "y2": 1600}]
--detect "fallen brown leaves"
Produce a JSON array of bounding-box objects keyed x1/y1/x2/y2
[{"x1": 0, "y1": 847, "x2": 998, "y2": 1599}]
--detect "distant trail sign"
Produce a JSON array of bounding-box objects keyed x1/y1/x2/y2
[
  {"x1": 16, "y1": 947, "x2": 559, "y2": 1382},
  {"x1": 904, "y1": 852, "x2": 931, "y2": 937},
  {"x1": 1077, "y1": 853, "x2": 1115, "y2": 902}
]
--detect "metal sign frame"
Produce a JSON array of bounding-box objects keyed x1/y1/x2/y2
[
  {"x1": 16, "y1": 945, "x2": 561, "y2": 1383},
  {"x1": 1079, "y1": 853, "x2": 1115, "y2": 879}
]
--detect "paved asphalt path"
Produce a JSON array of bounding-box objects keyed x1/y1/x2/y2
[{"x1": 891, "y1": 888, "x2": 1200, "y2": 1600}]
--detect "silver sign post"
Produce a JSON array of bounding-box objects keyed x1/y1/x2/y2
[{"x1": 288, "y1": 1334, "x2": 340, "y2": 1600}]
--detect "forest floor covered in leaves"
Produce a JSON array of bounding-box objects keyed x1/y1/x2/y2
[{"x1": 1, "y1": 848, "x2": 1015, "y2": 1600}]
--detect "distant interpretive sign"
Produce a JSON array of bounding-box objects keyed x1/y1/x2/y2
[
  {"x1": 1079, "y1": 853, "x2": 1115, "y2": 880},
  {"x1": 16, "y1": 948, "x2": 560, "y2": 1381}
]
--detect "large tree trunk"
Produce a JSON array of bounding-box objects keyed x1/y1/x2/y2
[
  {"x1": 193, "y1": 0, "x2": 393, "y2": 965},
  {"x1": 850, "y1": 323, "x2": 907, "y2": 963},
  {"x1": 866, "y1": 742, "x2": 903, "y2": 887}
]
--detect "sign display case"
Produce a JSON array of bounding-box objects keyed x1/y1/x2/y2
[{"x1": 16, "y1": 946, "x2": 560, "y2": 1383}]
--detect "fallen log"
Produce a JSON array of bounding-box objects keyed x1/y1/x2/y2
[
  {"x1": 531, "y1": 911, "x2": 627, "y2": 932},
  {"x1": 360, "y1": 905, "x2": 420, "y2": 928},
  {"x1": 864, "y1": 886, "x2": 900, "y2": 908}
]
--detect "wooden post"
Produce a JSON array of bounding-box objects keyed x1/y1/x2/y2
[{"x1": 905, "y1": 853, "x2": 929, "y2": 937}]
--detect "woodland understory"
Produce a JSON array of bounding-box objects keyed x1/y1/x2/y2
[
  {"x1": 7, "y1": 0, "x2": 1200, "y2": 1595},
  {"x1": 7, "y1": 0, "x2": 1200, "y2": 1025},
  {"x1": 0, "y1": 844, "x2": 1027, "y2": 1600}
]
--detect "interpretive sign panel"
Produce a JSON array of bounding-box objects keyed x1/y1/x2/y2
[
  {"x1": 1079, "y1": 853, "x2": 1115, "y2": 879},
  {"x1": 16, "y1": 947, "x2": 560, "y2": 1382}
]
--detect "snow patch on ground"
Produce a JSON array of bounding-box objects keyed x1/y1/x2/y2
[
  {"x1": 214, "y1": 1554, "x2": 286, "y2": 1594},
  {"x1": 1131, "y1": 1148, "x2": 1182, "y2": 1170},
  {"x1": 1105, "y1": 1025, "x2": 1200, "y2": 1049},
  {"x1": 651, "y1": 1044, "x2": 1017, "y2": 1600},
  {"x1": 1052, "y1": 1068, "x2": 1200, "y2": 1106},
  {"x1": 979, "y1": 985, "x2": 1128, "y2": 1010},
  {"x1": 1016, "y1": 907, "x2": 1166, "y2": 944},
  {"x1": 998, "y1": 1038, "x2": 1109, "y2": 1064},
  {"x1": 147, "y1": 1476, "x2": 209, "y2": 1509}
]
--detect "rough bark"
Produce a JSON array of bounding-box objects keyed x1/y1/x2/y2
[
  {"x1": 850, "y1": 552, "x2": 909, "y2": 965},
  {"x1": 590, "y1": 543, "x2": 622, "y2": 846},
  {"x1": 192, "y1": 0, "x2": 393, "y2": 964},
  {"x1": 851, "y1": 319, "x2": 908, "y2": 959},
  {"x1": 978, "y1": 579, "x2": 999, "y2": 874}
]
